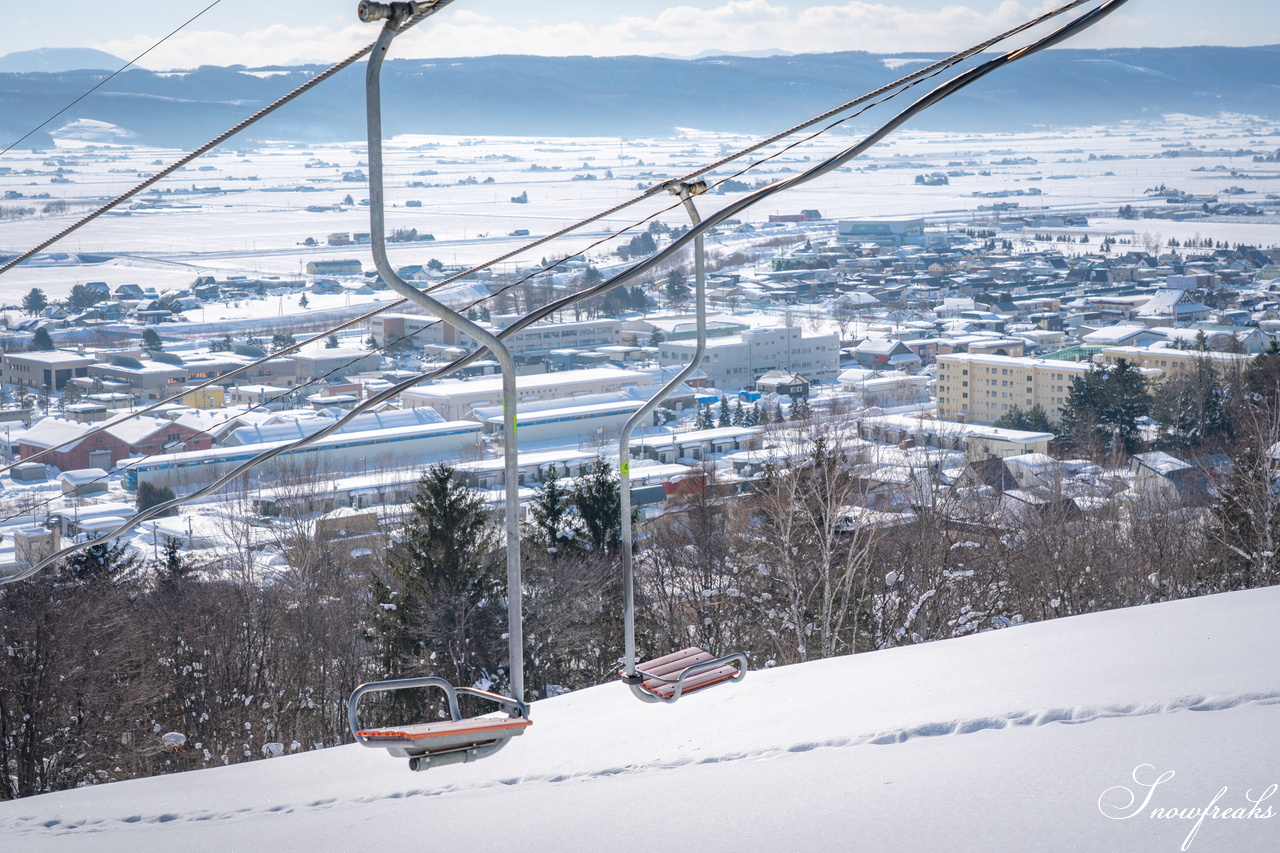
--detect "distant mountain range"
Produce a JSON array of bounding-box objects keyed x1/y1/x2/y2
[
  {"x1": 1, "y1": 45, "x2": 1278, "y2": 149},
  {"x1": 0, "y1": 47, "x2": 125, "y2": 73}
]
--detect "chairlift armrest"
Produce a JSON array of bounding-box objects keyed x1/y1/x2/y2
[
  {"x1": 348, "y1": 676, "x2": 462, "y2": 747},
  {"x1": 665, "y1": 652, "x2": 747, "y2": 701},
  {"x1": 455, "y1": 686, "x2": 530, "y2": 720}
]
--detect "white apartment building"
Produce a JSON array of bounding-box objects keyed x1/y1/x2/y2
[
  {"x1": 370, "y1": 313, "x2": 620, "y2": 357},
  {"x1": 936, "y1": 353, "x2": 1096, "y2": 425},
  {"x1": 657, "y1": 325, "x2": 840, "y2": 390}
]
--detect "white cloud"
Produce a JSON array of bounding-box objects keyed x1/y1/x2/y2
[{"x1": 89, "y1": 1, "x2": 1190, "y2": 70}]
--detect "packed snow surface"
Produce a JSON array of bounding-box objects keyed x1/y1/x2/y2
[{"x1": 2, "y1": 586, "x2": 1278, "y2": 852}]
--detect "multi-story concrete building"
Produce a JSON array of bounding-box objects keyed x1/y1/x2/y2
[
  {"x1": 2, "y1": 350, "x2": 96, "y2": 391},
  {"x1": 935, "y1": 353, "x2": 1096, "y2": 425},
  {"x1": 657, "y1": 325, "x2": 840, "y2": 390},
  {"x1": 292, "y1": 349, "x2": 381, "y2": 383},
  {"x1": 1095, "y1": 346, "x2": 1253, "y2": 381},
  {"x1": 370, "y1": 313, "x2": 619, "y2": 358},
  {"x1": 89, "y1": 356, "x2": 188, "y2": 401}
]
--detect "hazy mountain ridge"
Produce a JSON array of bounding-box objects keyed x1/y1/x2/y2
[
  {"x1": 1, "y1": 45, "x2": 1278, "y2": 149},
  {"x1": 0, "y1": 47, "x2": 126, "y2": 74}
]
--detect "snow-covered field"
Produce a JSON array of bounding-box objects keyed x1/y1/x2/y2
[
  {"x1": 3, "y1": 113, "x2": 1278, "y2": 309},
  {"x1": 2, "y1": 586, "x2": 1277, "y2": 852}
]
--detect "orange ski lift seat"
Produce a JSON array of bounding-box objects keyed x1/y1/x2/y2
[
  {"x1": 620, "y1": 646, "x2": 747, "y2": 703},
  {"x1": 348, "y1": 676, "x2": 531, "y2": 771}
]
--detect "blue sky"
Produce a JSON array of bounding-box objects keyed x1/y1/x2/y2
[{"x1": 3, "y1": 0, "x2": 1277, "y2": 69}]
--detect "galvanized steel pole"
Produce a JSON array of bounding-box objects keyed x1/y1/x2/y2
[
  {"x1": 364, "y1": 10, "x2": 524, "y2": 702},
  {"x1": 620, "y1": 181, "x2": 707, "y2": 686}
]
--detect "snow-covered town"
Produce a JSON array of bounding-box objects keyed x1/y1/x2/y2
[{"x1": 4, "y1": 115, "x2": 1280, "y2": 581}]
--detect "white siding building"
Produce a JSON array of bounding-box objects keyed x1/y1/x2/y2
[
  {"x1": 400, "y1": 367, "x2": 651, "y2": 421},
  {"x1": 370, "y1": 313, "x2": 620, "y2": 357},
  {"x1": 656, "y1": 325, "x2": 839, "y2": 390}
]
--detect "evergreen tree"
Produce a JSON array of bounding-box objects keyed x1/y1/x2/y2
[
  {"x1": 1152, "y1": 355, "x2": 1230, "y2": 449},
  {"x1": 572, "y1": 457, "x2": 621, "y2": 553},
  {"x1": 159, "y1": 537, "x2": 188, "y2": 581},
  {"x1": 299, "y1": 293, "x2": 310, "y2": 309},
  {"x1": 141, "y1": 327, "x2": 163, "y2": 351},
  {"x1": 1244, "y1": 340, "x2": 1280, "y2": 413},
  {"x1": 209, "y1": 334, "x2": 233, "y2": 353},
  {"x1": 61, "y1": 539, "x2": 139, "y2": 585},
  {"x1": 1058, "y1": 359, "x2": 1151, "y2": 456},
  {"x1": 367, "y1": 465, "x2": 505, "y2": 693},
  {"x1": 270, "y1": 333, "x2": 297, "y2": 353},
  {"x1": 22, "y1": 288, "x2": 47, "y2": 317},
  {"x1": 695, "y1": 402, "x2": 713, "y2": 430},
  {"x1": 325, "y1": 334, "x2": 340, "y2": 349},
  {"x1": 66, "y1": 283, "x2": 105, "y2": 310},
  {"x1": 59, "y1": 382, "x2": 81, "y2": 410},
  {"x1": 717, "y1": 395, "x2": 731, "y2": 428},
  {"x1": 30, "y1": 327, "x2": 54, "y2": 351},
  {"x1": 732, "y1": 399, "x2": 745, "y2": 426},
  {"x1": 665, "y1": 270, "x2": 690, "y2": 308},
  {"x1": 136, "y1": 482, "x2": 178, "y2": 516},
  {"x1": 993, "y1": 404, "x2": 1056, "y2": 434},
  {"x1": 525, "y1": 466, "x2": 577, "y2": 557}
]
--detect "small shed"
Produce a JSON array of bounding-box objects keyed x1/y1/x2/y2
[{"x1": 58, "y1": 468, "x2": 110, "y2": 497}]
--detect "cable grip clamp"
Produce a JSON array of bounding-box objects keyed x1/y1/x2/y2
[{"x1": 358, "y1": 1, "x2": 421, "y2": 23}]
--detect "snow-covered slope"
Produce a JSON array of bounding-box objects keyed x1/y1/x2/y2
[{"x1": 4, "y1": 588, "x2": 1278, "y2": 852}]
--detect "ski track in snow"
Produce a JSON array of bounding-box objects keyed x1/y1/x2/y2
[{"x1": 5, "y1": 689, "x2": 1279, "y2": 838}]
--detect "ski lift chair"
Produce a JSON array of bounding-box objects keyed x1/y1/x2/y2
[
  {"x1": 615, "y1": 181, "x2": 749, "y2": 705},
  {"x1": 621, "y1": 647, "x2": 748, "y2": 703},
  {"x1": 348, "y1": 677, "x2": 531, "y2": 771}
]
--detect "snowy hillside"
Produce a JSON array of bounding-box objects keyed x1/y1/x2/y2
[{"x1": 3, "y1": 587, "x2": 1278, "y2": 852}]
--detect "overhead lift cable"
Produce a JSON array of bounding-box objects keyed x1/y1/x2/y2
[
  {"x1": 1, "y1": 0, "x2": 1130, "y2": 585},
  {"x1": 0, "y1": 0, "x2": 226, "y2": 157},
  {"x1": 0, "y1": 0, "x2": 1101, "y2": 280},
  {"x1": 0, "y1": 0, "x2": 1106, "y2": 474},
  {"x1": 0, "y1": 0, "x2": 457, "y2": 278}
]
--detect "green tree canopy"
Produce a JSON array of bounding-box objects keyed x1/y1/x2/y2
[
  {"x1": 22, "y1": 288, "x2": 47, "y2": 317},
  {"x1": 367, "y1": 464, "x2": 505, "y2": 693},
  {"x1": 572, "y1": 457, "x2": 621, "y2": 554},
  {"x1": 1058, "y1": 359, "x2": 1151, "y2": 456},
  {"x1": 30, "y1": 327, "x2": 54, "y2": 351},
  {"x1": 993, "y1": 403, "x2": 1057, "y2": 435}
]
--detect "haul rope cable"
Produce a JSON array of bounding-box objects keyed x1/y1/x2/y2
[
  {"x1": 1, "y1": 0, "x2": 1073, "y2": 475},
  {"x1": 0, "y1": 0, "x2": 457, "y2": 278},
  {"x1": 0, "y1": 46, "x2": 957, "y2": 476},
  {"x1": 0, "y1": 0, "x2": 1098, "y2": 281},
  {"x1": 0, "y1": 0, "x2": 1130, "y2": 584},
  {"x1": 0, "y1": 0, "x2": 226, "y2": 157},
  {"x1": 0, "y1": 0, "x2": 1103, "y2": 470}
]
